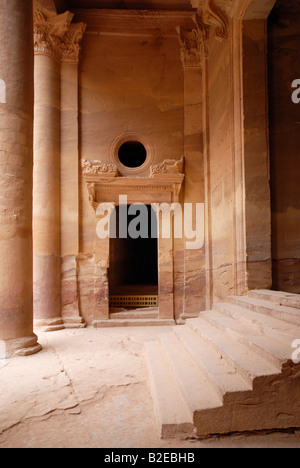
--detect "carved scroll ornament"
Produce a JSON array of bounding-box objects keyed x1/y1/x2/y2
[{"x1": 190, "y1": 0, "x2": 229, "y2": 42}]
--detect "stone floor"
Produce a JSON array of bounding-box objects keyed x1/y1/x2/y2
[{"x1": 0, "y1": 326, "x2": 300, "y2": 448}]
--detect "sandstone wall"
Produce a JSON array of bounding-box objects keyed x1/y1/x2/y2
[
  {"x1": 77, "y1": 23, "x2": 187, "y2": 323},
  {"x1": 79, "y1": 32, "x2": 184, "y2": 252}
]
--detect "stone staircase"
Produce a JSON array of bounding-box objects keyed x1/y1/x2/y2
[{"x1": 145, "y1": 290, "x2": 300, "y2": 438}]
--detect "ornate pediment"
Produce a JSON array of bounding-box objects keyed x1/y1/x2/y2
[{"x1": 33, "y1": 0, "x2": 86, "y2": 63}]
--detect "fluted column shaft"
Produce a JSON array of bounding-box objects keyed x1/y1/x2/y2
[
  {"x1": 33, "y1": 53, "x2": 63, "y2": 331},
  {"x1": 33, "y1": 3, "x2": 86, "y2": 331}
]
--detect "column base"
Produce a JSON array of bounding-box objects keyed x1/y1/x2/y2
[
  {"x1": 34, "y1": 317, "x2": 87, "y2": 331},
  {"x1": 0, "y1": 334, "x2": 42, "y2": 359},
  {"x1": 63, "y1": 317, "x2": 87, "y2": 329},
  {"x1": 34, "y1": 318, "x2": 65, "y2": 332}
]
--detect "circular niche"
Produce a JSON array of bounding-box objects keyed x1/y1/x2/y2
[
  {"x1": 118, "y1": 141, "x2": 147, "y2": 169},
  {"x1": 112, "y1": 134, "x2": 154, "y2": 175}
]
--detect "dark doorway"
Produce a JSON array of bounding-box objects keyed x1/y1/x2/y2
[
  {"x1": 268, "y1": 0, "x2": 300, "y2": 293},
  {"x1": 109, "y1": 205, "x2": 159, "y2": 308}
]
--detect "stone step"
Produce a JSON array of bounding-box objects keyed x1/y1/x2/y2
[
  {"x1": 200, "y1": 310, "x2": 290, "y2": 369},
  {"x1": 186, "y1": 318, "x2": 279, "y2": 385},
  {"x1": 109, "y1": 310, "x2": 159, "y2": 320},
  {"x1": 145, "y1": 291, "x2": 300, "y2": 439},
  {"x1": 93, "y1": 319, "x2": 175, "y2": 328},
  {"x1": 214, "y1": 302, "x2": 300, "y2": 346},
  {"x1": 159, "y1": 333, "x2": 223, "y2": 415},
  {"x1": 177, "y1": 313, "x2": 202, "y2": 325},
  {"x1": 228, "y1": 295, "x2": 300, "y2": 327},
  {"x1": 248, "y1": 289, "x2": 300, "y2": 309},
  {"x1": 144, "y1": 340, "x2": 194, "y2": 439},
  {"x1": 172, "y1": 326, "x2": 251, "y2": 401}
]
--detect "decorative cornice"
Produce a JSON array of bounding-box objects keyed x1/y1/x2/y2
[
  {"x1": 74, "y1": 9, "x2": 197, "y2": 37},
  {"x1": 33, "y1": 1, "x2": 86, "y2": 63},
  {"x1": 83, "y1": 176, "x2": 185, "y2": 209}
]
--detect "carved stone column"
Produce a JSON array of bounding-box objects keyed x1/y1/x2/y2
[
  {"x1": 151, "y1": 203, "x2": 175, "y2": 321},
  {"x1": 177, "y1": 25, "x2": 207, "y2": 317},
  {"x1": 33, "y1": 2, "x2": 85, "y2": 331},
  {"x1": 0, "y1": 0, "x2": 42, "y2": 357},
  {"x1": 60, "y1": 23, "x2": 86, "y2": 328}
]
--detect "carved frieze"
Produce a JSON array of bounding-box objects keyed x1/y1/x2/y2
[
  {"x1": 33, "y1": 1, "x2": 86, "y2": 63},
  {"x1": 81, "y1": 159, "x2": 119, "y2": 177},
  {"x1": 150, "y1": 157, "x2": 184, "y2": 177}
]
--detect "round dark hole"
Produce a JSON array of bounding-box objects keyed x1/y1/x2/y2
[{"x1": 118, "y1": 141, "x2": 147, "y2": 169}]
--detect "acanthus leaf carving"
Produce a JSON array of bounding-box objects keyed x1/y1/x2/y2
[
  {"x1": 33, "y1": 0, "x2": 86, "y2": 63},
  {"x1": 177, "y1": 26, "x2": 203, "y2": 68},
  {"x1": 61, "y1": 23, "x2": 87, "y2": 64}
]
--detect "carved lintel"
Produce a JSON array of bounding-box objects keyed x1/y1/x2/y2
[
  {"x1": 177, "y1": 26, "x2": 203, "y2": 68},
  {"x1": 150, "y1": 157, "x2": 184, "y2": 177},
  {"x1": 82, "y1": 175, "x2": 185, "y2": 208},
  {"x1": 81, "y1": 159, "x2": 119, "y2": 177},
  {"x1": 33, "y1": 0, "x2": 86, "y2": 63}
]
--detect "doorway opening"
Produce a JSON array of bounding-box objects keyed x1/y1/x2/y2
[
  {"x1": 268, "y1": 0, "x2": 300, "y2": 294},
  {"x1": 109, "y1": 205, "x2": 159, "y2": 310}
]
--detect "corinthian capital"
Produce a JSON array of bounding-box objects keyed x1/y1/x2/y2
[
  {"x1": 177, "y1": 26, "x2": 203, "y2": 68},
  {"x1": 61, "y1": 23, "x2": 87, "y2": 63},
  {"x1": 33, "y1": 1, "x2": 86, "y2": 63}
]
